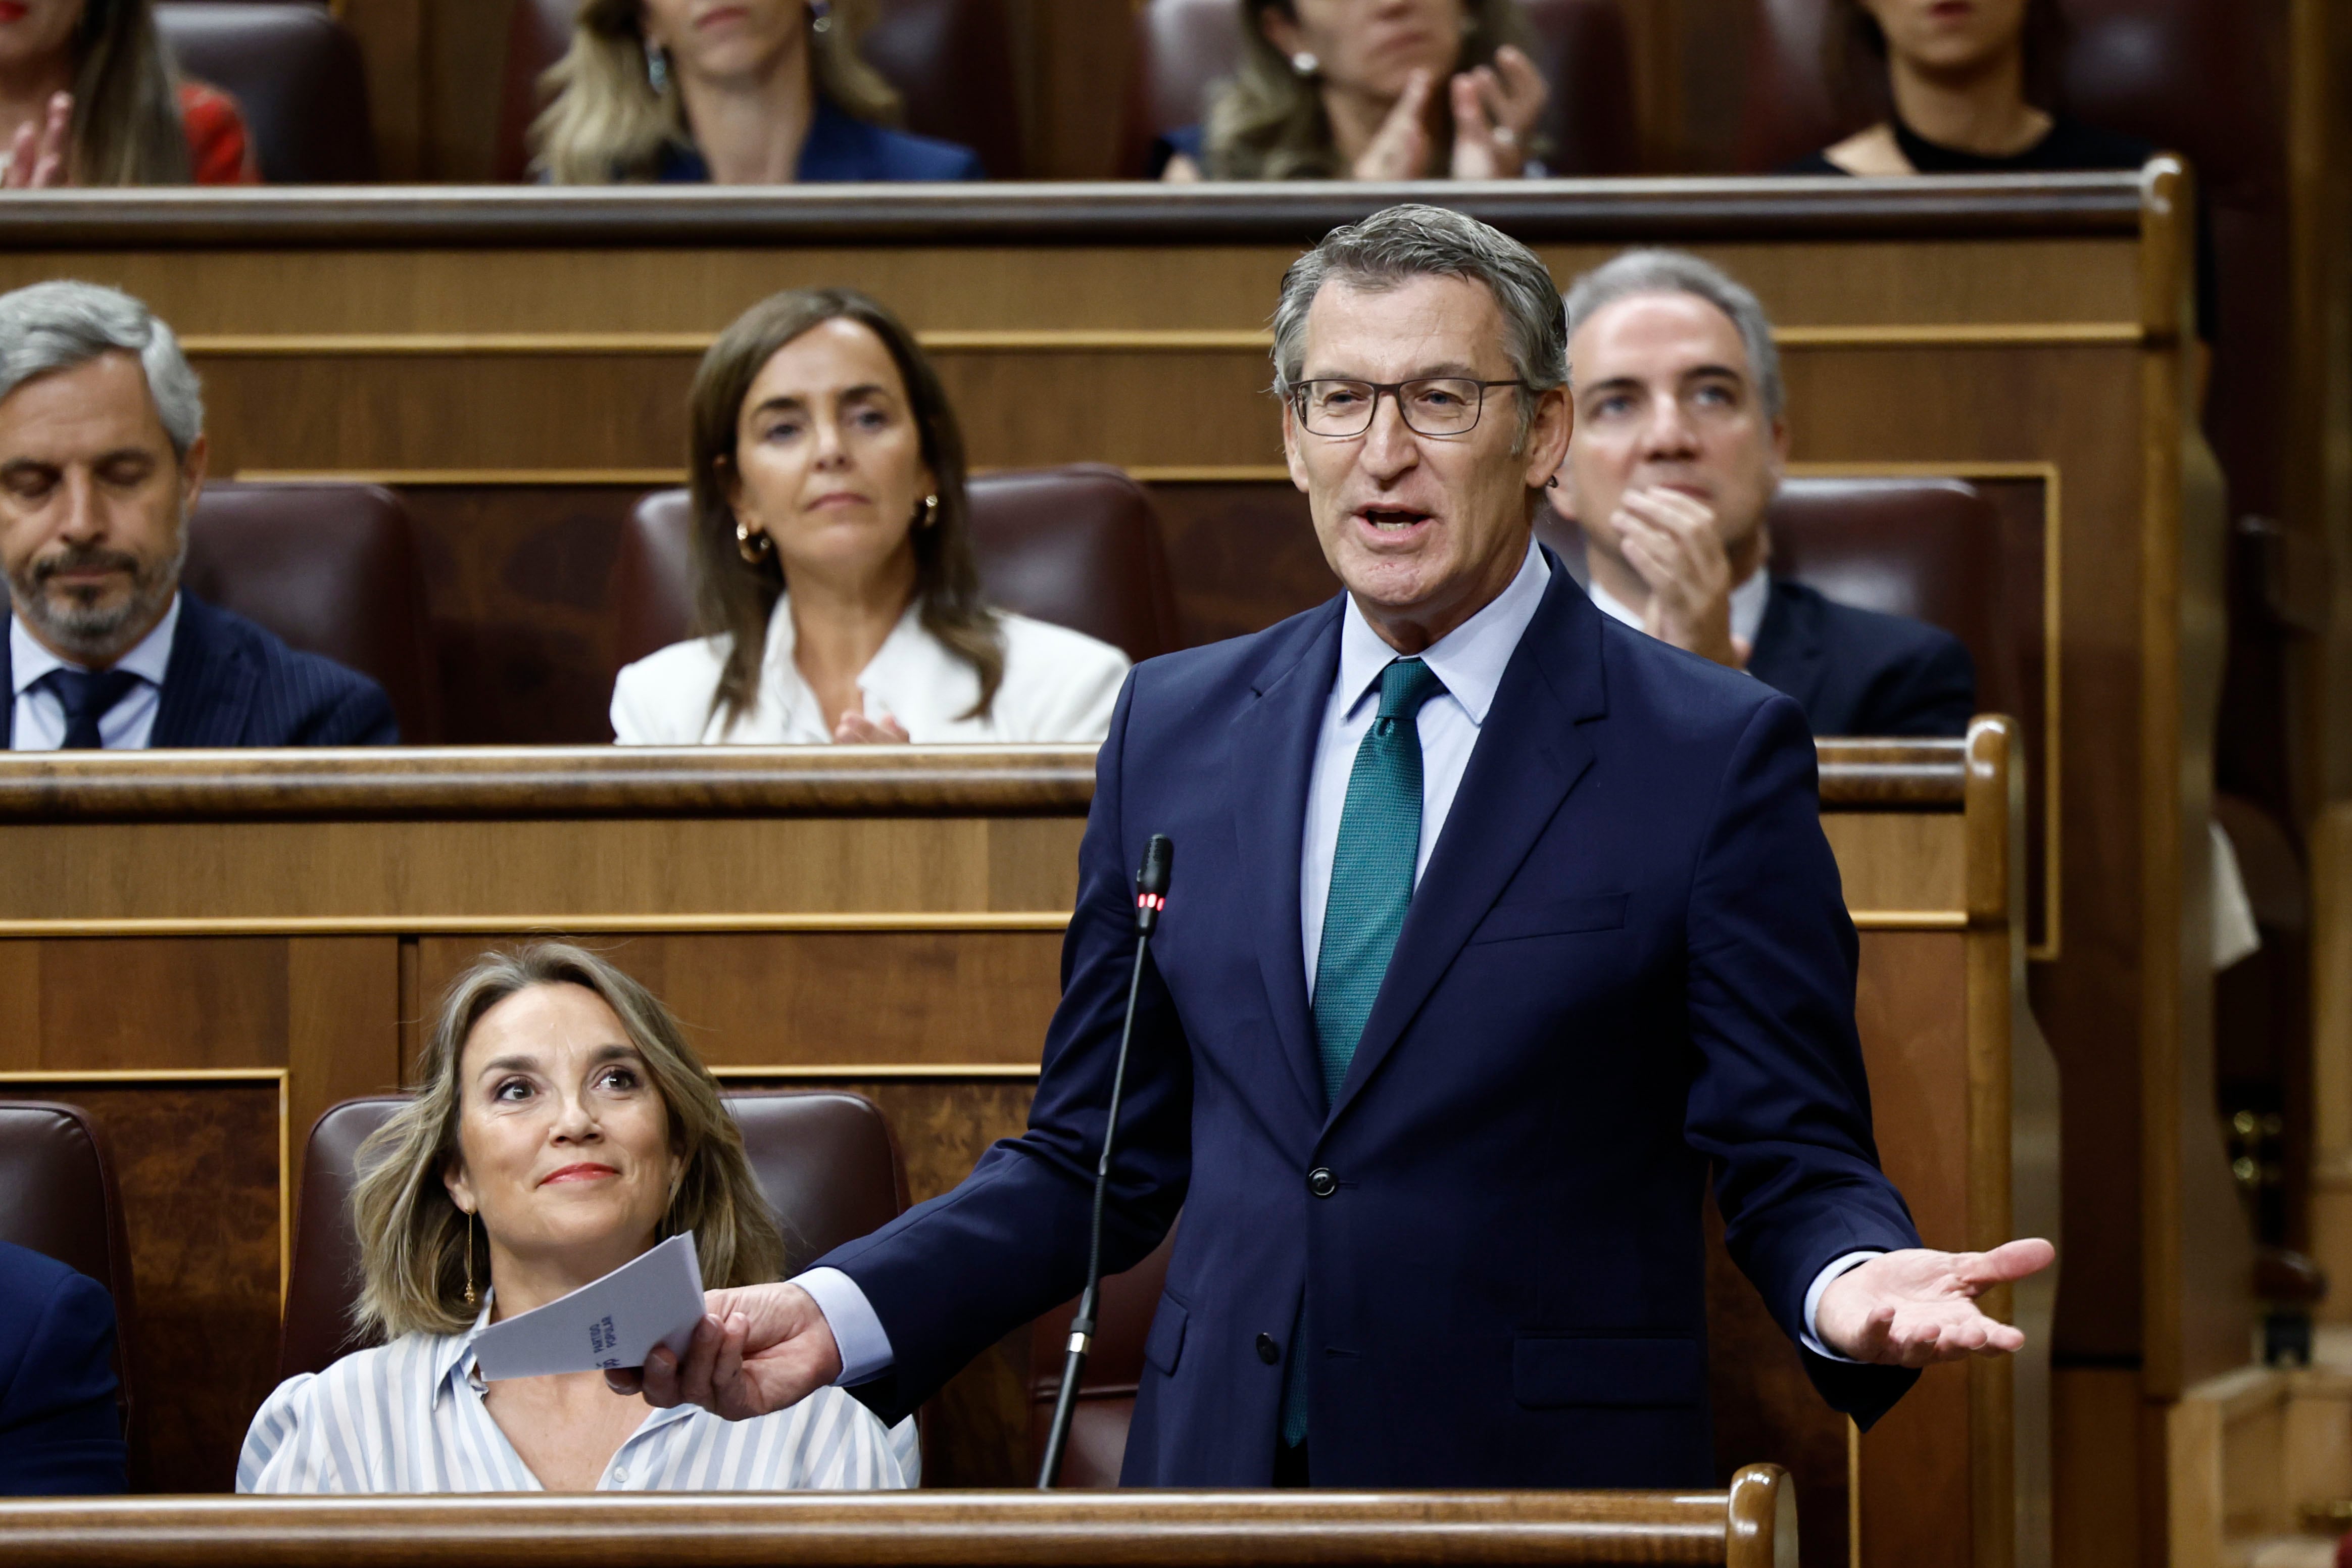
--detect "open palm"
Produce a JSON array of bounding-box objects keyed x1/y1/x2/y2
[{"x1": 1815, "y1": 1239, "x2": 2055, "y2": 1366}]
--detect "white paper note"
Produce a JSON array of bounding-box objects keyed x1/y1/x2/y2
[{"x1": 470, "y1": 1232, "x2": 707, "y2": 1381}]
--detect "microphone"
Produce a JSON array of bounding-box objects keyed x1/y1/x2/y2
[{"x1": 1037, "y1": 832, "x2": 1174, "y2": 1488}]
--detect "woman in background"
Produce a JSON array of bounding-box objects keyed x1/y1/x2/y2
[
  {"x1": 610, "y1": 287, "x2": 1129, "y2": 745},
  {"x1": 0, "y1": 0, "x2": 254, "y2": 187},
  {"x1": 1158, "y1": 0, "x2": 1548, "y2": 182},
  {"x1": 239, "y1": 942, "x2": 915, "y2": 1493},
  {"x1": 532, "y1": 0, "x2": 981, "y2": 184}
]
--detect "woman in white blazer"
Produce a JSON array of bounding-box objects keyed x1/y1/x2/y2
[{"x1": 611, "y1": 287, "x2": 1130, "y2": 746}]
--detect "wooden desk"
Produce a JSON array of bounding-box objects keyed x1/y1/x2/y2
[
  {"x1": 0, "y1": 184, "x2": 2230, "y2": 1493},
  {"x1": 0, "y1": 1474, "x2": 1798, "y2": 1568},
  {"x1": 0, "y1": 734, "x2": 2039, "y2": 1568}
]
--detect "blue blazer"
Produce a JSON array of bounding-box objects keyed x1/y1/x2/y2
[
  {"x1": 656, "y1": 101, "x2": 986, "y2": 183},
  {"x1": 0, "y1": 1240, "x2": 126, "y2": 1495},
  {"x1": 1746, "y1": 580, "x2": 1976, "y2": 739},
  {"x1": 822, "y1": 556, "x2": 1922, "y2": 1487},
  {"x1": 3, "y1": 592, "x2": 398, "y2": 748}
]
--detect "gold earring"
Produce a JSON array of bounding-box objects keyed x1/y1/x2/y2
[
  {"x1": 736, "y1": 520, "x2": 773, "y2": 564},
  {"x1": 462, "y1": 1209, "x2": 477, "y2": 1308},
  {"x1": 919, "y1": 494, "x2": 940, "y2": 530}
]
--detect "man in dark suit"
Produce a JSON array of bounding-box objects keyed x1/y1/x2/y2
[
  {"x1": 1549, "y1": 249, "x2": 1975, "y2": 738},
  {"x1": 620, "y1": 206, "x2": 2051, "y2": 1486},
  {"x1": 0, "y1": 1239, "x2": 126, "y2": 1494},
  {"x1": 0, "y1": 281, "x2": 395, "y2": 749}
]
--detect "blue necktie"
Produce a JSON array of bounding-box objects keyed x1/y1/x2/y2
[
  {"x1": 1282, "y1": 655, "x2": 1446, "y2": 1449},
  {"x1": 44, "y1": 666, "x2": 141, "y2": 749}
]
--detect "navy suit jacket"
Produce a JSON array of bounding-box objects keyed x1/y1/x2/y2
[
  {"x1": 1745, "y1": 579, "x2": 1976, "y2": 738},
  {"x1": 0, "y1": 1240, "x2": 126, "y2": 1495},
  {"x1": 821, "y1": 556, "x2": 1922, "y2": 1487},
  {"x1": 3, "y1": 591, "x2": 398, "y2": 748}
]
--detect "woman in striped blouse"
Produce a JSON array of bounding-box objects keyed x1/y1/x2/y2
[{"x1": 238, "y1": 943, "x2": 915, "y2": 1493}]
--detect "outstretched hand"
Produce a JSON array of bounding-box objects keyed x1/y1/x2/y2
[
  {"x1": 605, "y1": 1282, "x2": 842, "y2": 1420},
  {"x1": 1815, "y1": 1239, "x2": 2055, "y2": 1366},
  {"x1": 4, "y1": 93, "x2": 71, "y2": 190}
]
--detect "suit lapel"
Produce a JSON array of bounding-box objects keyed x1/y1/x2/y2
[
  {"x1": 1743, "y1": 580, "x2": 1825, "y2": 717},
  {"x1": 149, "y1": 595, "x2": 253, "y2": 748},
  {"x1": 1326, "y1": 562, "x2": 1606, "y2": 1129},
  {"x1": 1229, "y1": 602, "x2": 1344, "y2": 1121}
]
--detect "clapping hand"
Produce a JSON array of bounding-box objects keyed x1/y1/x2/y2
[
  {"x1": 4, "y1": 93, "x2": 71, "y2": 190},
  {"x1": 834, "y1": 710, "x2": 910, "y2": 744},
  {"x1": 1448, "y1": 46, "x2": 1546, "y2": 179},
  {"x1": 1613, "y1": 486, "x2": 1748, "y2": 668},
  {"x1": 1815, "y1": 1239, "x2": 2056, "y2": 1366},
  {"x1": 1351, "y1": 68, "x2": 1440, "y2": 181}
]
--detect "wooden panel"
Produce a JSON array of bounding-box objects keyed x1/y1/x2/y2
[
  {"x1": 0, "y1": 940, "x2": 290, "y2": 1070},
  {"x1": 286, "y1": 939, "x2": 404, "y2": 1199},
  {"x1": 1, "y1": 1082, "x2": 284, "y2": 1494},
  {"x1": 2054, "y1": 1367, "x2": 2143, "y2": 1568},
  {"x1": 1823, "y1": 814, "x2": 1968, "y2": 918}
]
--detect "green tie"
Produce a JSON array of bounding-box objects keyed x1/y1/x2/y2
[
  {"x1": 1281, "y1": 657, "x2": 1444, "y2": 1454},
  {"x1": 1311, "y1": 656, "x2": 1446, "y2": 1103}
]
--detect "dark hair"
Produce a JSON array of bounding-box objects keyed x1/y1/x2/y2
[
  {"x1": 687, "y1": 287, "x2": 1003, "y2": 733},
  {"x1": 1208, "y1": 0, "x2": 1542, "y2": 180},
  {"x1": 69, "y1": 0, "x2": 192, "y2": 185},
  {"x1": 1825, "y1": 0, "x2": 2071, "y2": 117}
]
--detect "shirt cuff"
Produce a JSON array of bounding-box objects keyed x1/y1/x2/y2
[
  {"x1": 791, "y1": 1266, "x2": 896, "y2": 1388},
  {"x1": 1800, "y1": 1251, "x2": 1884, "y2": 1363}
]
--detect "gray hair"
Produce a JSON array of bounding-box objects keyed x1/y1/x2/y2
[
  {"x1": 1271, "y1": 204, "x2": 1568, "y2": 426},
  {"x1": 1561, "y1": 249, "x2": 1784, "y2": 419},
  {"x1": 0, "y1": 281, "x2": 203, "y2": 457}
]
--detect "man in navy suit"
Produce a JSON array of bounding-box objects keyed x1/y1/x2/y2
[
  {"x1": 0, "y1": 1239, "x2": 126, "y2": 1494},
  {"x1": 622, "y1": 206, "x2": 2052, "y2": 1486},
  {"x1": 0, "y1": 282, "x2": 395, "y2": 750},
  {"x1": 1549, "y1": 249, "x2": 1975, "y2": 738}
]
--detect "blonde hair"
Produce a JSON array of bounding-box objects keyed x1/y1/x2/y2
[
  {"x1": 350, "y1": 942, "x2": 787, "y2": 1341},
  {"x1": 1204, "y1": 0, "x2": 1539, "y2": 180},
  {"x1": 530, "y1": 0, "x2": 903, "y2": 184},
  {"x1": 64, "y1": 0, "x2": 192, "y2": 186}
]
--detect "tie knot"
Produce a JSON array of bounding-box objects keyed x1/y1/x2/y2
[
  {"x1": 44, "y1": 666, "x2": 141, "y2": 725},
  {"x1": 1375, "y1": 657, "x2": 1444, "y2": 723}
]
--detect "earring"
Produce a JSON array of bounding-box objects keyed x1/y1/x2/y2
[
  {"x1": 461, "y1": 1210, "x2": 477, "y2": 1308},
  {"x1": 1545, "y1": 475, "x2": 1559, "y2": 489},
  {"x1": 809, "y1": 0, "x2": 834, "y2": 33},
  {"x1": 737, "y1": 520, "x2": 773, "y2": 564},
  {"x1": 1290, "y1": 51, "x2": 1319, "y2": 78},
  {"x1": 918, "y1": 494, "x2": 940, "y2": 530},
  {"x1": 645, "y1": 41, "x2": 670, "y2": 94}
]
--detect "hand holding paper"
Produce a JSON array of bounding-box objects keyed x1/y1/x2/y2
[{"x1": 471, "y1": 1232, "x2": 708, "y2": 1381}]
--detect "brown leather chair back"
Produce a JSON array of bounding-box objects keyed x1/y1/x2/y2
[
  {"x1": 157, "y1": 3, "x2": 377, "y2": 182},
  {"x1": 278, "y1": 1090, "x2": 909, "y2": 1381},
  {"x1": 181, "y1": 482, "x2": 440, "y2": 744},
  {"x1": 609, "y1": 464, "x2": 1183, "y2": 674},
  {"x1": 0, "y1": 1101, "x2": 139, "y2": 1477},
  {"x1": 1027, "y1": 1226, "x2": 1174, "y2": 1488},
  {"x1": 496, "y1": 0, "x2": 1022, "y2": 180},
  {"x1": 1121, "y1": 0, "x2": 1638, "y2": 176}
]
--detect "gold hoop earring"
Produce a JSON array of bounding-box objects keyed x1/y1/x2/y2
[
  {"x1": 919, "y1": 494, "x2": 940, "y2": 530},
  {"x1": 736, "y1": 520, "x2": 773, "y2": 564},
  {"x1": 462, "y1": 1209, "x2": 477, "y2": 1308}
]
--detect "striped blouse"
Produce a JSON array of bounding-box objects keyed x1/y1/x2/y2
[{"x1": 237, "y1": 1303, "x2": 917, "y2": 1493}]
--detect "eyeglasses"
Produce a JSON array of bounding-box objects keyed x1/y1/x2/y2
[{"x1": 1288, "y1": 377, "x2": 1526, "y2": 438}]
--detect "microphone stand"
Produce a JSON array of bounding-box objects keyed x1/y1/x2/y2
[{"x1": 1037, "y1": 834, "x2": 1172, "y2": 1489}]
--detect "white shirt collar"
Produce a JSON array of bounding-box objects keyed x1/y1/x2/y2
[
  {"x1": 739, "y1": 593, "x2": 963, "y2": 742},
  {"x1": 1334, "y1": 538, "x2": 1551, "y2": 726},
  {"x1": 1585, "y1": 568, "x2": 1771, "y2": 648},
  {"x1": 11, "y1": 592, "x2": 180, "y2": 696}
]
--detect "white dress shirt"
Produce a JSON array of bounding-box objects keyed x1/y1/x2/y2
[
  {"x1": 802, "y1": 541, "x2": 1868, "y2": 1385},
  {"x1": 609, "y1": 595, "x2": 1130, "y2": 745},
  {"x1": 9, "y1": 595, "x2": 179, "y2": 750},
  {"x1": 237, "y1": 1297, "x2": 917, "y2": 1493},
  {"x1": 1584, "y1": 567, "x2": 1771, "y2": 651}
]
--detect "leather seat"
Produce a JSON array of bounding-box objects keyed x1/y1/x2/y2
[
  {"x1": 156, "y1": 3, "x2": 377, "y2": 182},
  {"x1": 608, "y1": 463, "x2": 1183, "y2": 674},
  {"x1": 495, "y1": 0, "x2": 1023, "y2": 181},
  {"x1": 1120, "y1": 0, "x2": 1639, "y2": 176},
  {"x1": 0, "y1": 1101, "x2": 139, "y2": 1482},
  {"x1": 279, "y1": 1090, "x2": 910, "y2": 1380},
  {"x1": 183, "y1": 482, "x2": 440, "y2": 744},
  {"x1": 1028, "y1": 1226, "x2": 1173, "y2": 1487}
]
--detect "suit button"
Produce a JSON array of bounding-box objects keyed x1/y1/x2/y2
[
  {"x1": 1307, "y1": 1166, "x2": 1338, "y2": 1198},
  {"x1": 1256, "y1": 1333, "x2": 1280, "y2": 1364}
]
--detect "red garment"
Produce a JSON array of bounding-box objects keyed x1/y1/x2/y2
[{"x1": 177, "y1": 80, "x2": 256, "y2": 185}]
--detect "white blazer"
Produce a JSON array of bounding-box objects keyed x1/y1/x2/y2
[{"x1": 610, "y1": 594, "x2": 1131, "y2": 745}]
